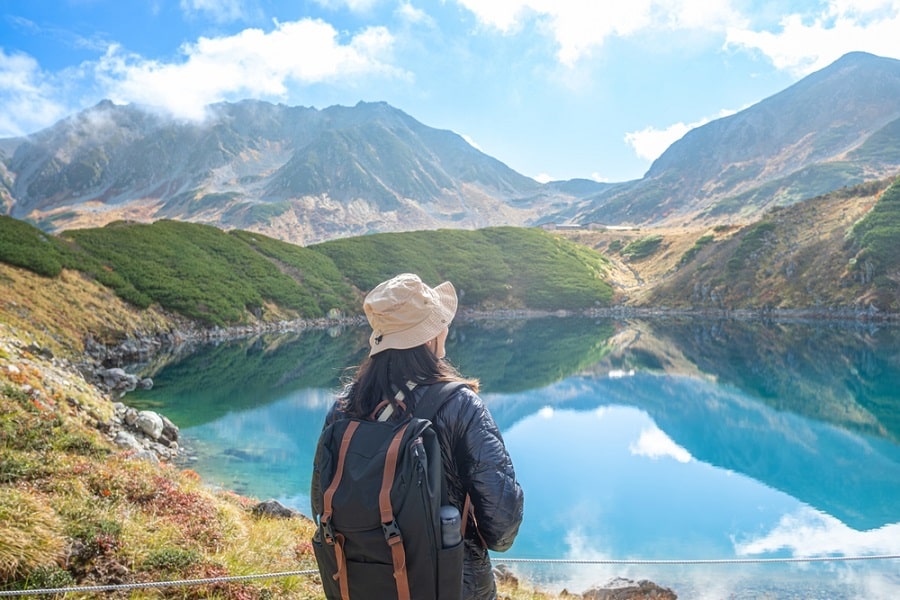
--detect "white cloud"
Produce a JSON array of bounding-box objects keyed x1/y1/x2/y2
[
  {"x1": 735, "y1": 506, "x2": 900, "y2": 558},
  {"x1": 624, "y1": 122, "x2": 692, "y2": 162},
  {"x1": 460, "y1": 133, "x2": 483, "y2": 151},
  {"x1": 455, "y1": 0, "x2": 743, "y2": 65},
  {"x1": 313, "y1": 0, "x2": 381, "y2": 12},
  {"x1": 93, "y1": 19, "x2": 403, "y2": 121},
  {"x1": 180, "y1": 0, "x2": 246, "y2": 22},
  {"x1": 629, "y1": 425, "x2": 692, "y2": 463},
  {"x1": 396, "y1": 2, "x2": 432, "y2": 25},
  {"x1": 0, "y1": 49, "x2": 68, "y2": 137},
  {"x1": 537, "y1": 406, "x2": 554, "y2": 419},
  {"x1": 726, "y1": 0, "x2": 900, "y2": 76},
  {"x1": 624, "y1": 108, "x2": 736, "y2": 162}
]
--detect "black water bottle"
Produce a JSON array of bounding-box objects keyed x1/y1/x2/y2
[{"x1": 439, "y1": 505, "x2": 462, "y2": 547}]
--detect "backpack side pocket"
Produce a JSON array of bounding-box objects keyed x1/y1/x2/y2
[{"x1": 436, "y1": 538, "x2": 463, "y2": 600}]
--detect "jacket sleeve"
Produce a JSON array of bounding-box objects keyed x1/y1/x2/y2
[{"x1": 443, "y1": 387, "x2": 524, "y2": 553}]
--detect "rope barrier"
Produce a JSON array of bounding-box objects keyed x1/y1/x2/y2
[
  {"x1": 2, "y1": 555, "x2": 899, "y2": 597},
  {"x1": 493, "y1": 554, "x2": 900, "y2": 566}
]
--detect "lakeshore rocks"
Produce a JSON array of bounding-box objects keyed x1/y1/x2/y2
[
  {"x1": 581, "y1": 578, "x2": 677, "y2": 600},
  {"x1": 111, "y1": 402, "x2": 179, "y2": 461}
]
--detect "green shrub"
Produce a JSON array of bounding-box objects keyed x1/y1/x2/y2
[
  {"x1": 727, "y1": 221, "x2": 776, "y2": 272},
  {"x1": 621, "y1": 235, "x2": 663, "y2": 260},
  {"x1": 142, "y1": 547, "x2": 201, "y2": 572},
  {"x1": 53, "y1": 432, "x2": 110, "y2": 457},
  {"x1": 0, "y1": 450, "x2": 51, "y2": 483},
  {"x1": 679, "y1": 234, "x2": 715, "y2": 267},
  {"x1": 314, "y1": 226, "x2": 614, "y2": 310},
  {"x1": 17, "y1": 565, "x2": 76, "y2": 592},
  {"x1": 0, "y1": 216, "x2": 64, "y2": 277},
  {"x1": 850, "y1": 179, "x2": 900, "y2": 284}
]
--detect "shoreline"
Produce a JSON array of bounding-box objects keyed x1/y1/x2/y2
[{"x1": 85, "y1": 304, "x2": 900, "y2": 369}]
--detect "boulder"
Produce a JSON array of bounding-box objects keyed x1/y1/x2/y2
[
  {"x1": 135, "y1": 410, "x2": 164, "y2": 440},
  {"x1": 582, "y1": 578, "x2": 677, "y2": 600},
  {"x1": 252, "y1": 499, "x2": 300, "y2": 519}
]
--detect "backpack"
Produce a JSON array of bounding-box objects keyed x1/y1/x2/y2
[{"x1": 311, "y1": 381, "x2": 467, "y2": 600}]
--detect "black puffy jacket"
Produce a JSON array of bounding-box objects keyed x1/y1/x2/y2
[{"x1": 315, "y1": 383, "x2": 524, "y2": 600}]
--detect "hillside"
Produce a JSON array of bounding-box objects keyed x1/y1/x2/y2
[
  {"x1": 554, "y1": 177, "x2": 900, "y2": 314},
  {"x1": 0, "y1": 217, "x2": 616, "y2": 327},
  {"x1": 5, "y1": 169, "x2": 900, "y2": 329}
]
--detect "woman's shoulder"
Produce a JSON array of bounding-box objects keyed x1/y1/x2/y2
[
  {"x1": 324, "y1": 400, "x2": 351, "y2": 425},
  {"x1": 428, "y1": 380, "x2": 486, "y2": 421}
]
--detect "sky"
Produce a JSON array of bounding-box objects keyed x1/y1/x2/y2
[{"x1": 2, "y1": 1, "x2": 900, "y2": 183}]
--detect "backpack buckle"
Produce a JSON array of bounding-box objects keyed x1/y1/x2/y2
[
  {"x1": 382, "y1": 519, "x2": 402, "y2": 543},
  {"x1": 322, "y1": 520, "x2": 336, "y2": 545}
]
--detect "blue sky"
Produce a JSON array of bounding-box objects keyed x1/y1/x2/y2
[{"x1": 2, "y1": 1, "x2": 899, "y2": 183}]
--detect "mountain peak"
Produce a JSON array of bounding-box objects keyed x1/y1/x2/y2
[
  {"x1": 2, "y1": 99, "x2": 556, "y2": 244},
  {"x1": 584, "y1": 52, "x2": 900, "y2": 225}
]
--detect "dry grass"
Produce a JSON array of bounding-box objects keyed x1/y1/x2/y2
[
  {"x1": 1, "y1": 263, "x2": 175, "y2": 355},
  {"x1": 558, "y1": 224, "x2": 739, "y2": 304}
]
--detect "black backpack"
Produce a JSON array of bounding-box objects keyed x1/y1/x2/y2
[{"x1": 311, "y1": 382, "x2": 466, "y2": 600}]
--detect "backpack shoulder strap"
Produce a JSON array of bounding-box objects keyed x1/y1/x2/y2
[{"x1": 413, "y1": 381, "x2": 467, "y2": 422}]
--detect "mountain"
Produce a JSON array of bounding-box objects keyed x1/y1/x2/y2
[
  {"x1": 3, "y1": 52, "x2": 900, "y2": 242},
  {"x1": 1, "y1": 100, "x2": 576, "y2": 245},
  {"x1": 571, "y1": 52, "x2": 900, "y2": 225}
]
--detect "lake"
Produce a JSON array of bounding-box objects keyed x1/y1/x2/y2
[{"x1": 127, "y1": 316, "x2": 900, "y2": 599}]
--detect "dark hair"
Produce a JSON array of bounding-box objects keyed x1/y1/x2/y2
[{"x1": 340, "y1": 345, "x2": 478, "y2": 419}]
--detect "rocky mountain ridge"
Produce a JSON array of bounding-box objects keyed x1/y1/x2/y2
[
  {"x1": 570, "y1": 52, "x2": 900, "y2": 226},
  {"x1": 2, "y1": 52, "x2": 900, "y2": 244},
  {"x1": 0, "y1": 100, "x2": 570, "y2": 245}
]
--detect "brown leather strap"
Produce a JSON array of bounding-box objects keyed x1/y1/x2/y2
[
  {"x1": 461, "y1": 494, "x2": 471, "y2": 538},
  {"x1": 369, "y1": 399, "x2": 390, "y2": 421},
  {"x1": 333, "y1": 533, "x2": 350, "y2": 600},
  {"x1": 379, "y1": 423, "x2": 411, "y2": 600},
  {"x1": 387, "y1": 532, "x2": 410, "y2": 600},
  {"x1": 322, "y1": 421, "x2": 360, "y2": 528},
  {"x1": 461, "y1": 493, "x2": 488, "y2": 548}
]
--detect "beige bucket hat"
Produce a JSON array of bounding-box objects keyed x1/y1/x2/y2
[{"x1": 364, "y1": 273, "x2": 458, "y2": 356}]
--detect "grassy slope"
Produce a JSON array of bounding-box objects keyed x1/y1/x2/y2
[
  {"x1": 0, "y1": 266, "x2": 322, "y2": 598},
  {"x1": 0, "y1": 217, "x2": 616, "y2": 327},
  {"x1": 559, "y1": 177, "x2": 900, "y2": 312}
]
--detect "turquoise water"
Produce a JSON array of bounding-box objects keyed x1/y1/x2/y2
[{"x1": 128, "y1": 317, "x2": 900, "y2": 598}]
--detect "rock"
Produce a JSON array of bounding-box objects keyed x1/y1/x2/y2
[
  {"x1": 131, "y1": 449, "x2": 160, "y2": 463},
  {"x1": 582, "y1": 578, "x2": 677, "y2": 600},
  {"x1": 123, "y1": 407, "x2": 138, "y2": 426},
  {"x1": 160, "y1": 415, "x2": 179, "y2": 445},
  {"x1": 97, "y1": 367, "x2": 139, "y2": 392},
  {"x1": 113, "y1": 430, "x2": 143, "y2": 452},
  {"x1": 135, "y1": 410, "x2": 164, "y2": 440},
  {"x1": 252, "y1": 499, "x2": 300, "y2": 519}
]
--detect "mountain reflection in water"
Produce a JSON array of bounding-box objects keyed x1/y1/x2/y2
[{"x1": 127, "y1": 317, "x2": 900, "y2": 598}]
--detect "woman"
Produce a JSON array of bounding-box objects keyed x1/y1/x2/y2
[{"x1": 314, "y1": 273, "x2": 524, "y2": 600}]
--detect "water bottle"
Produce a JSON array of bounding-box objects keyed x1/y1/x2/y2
[{"x1": 439, "y1": 505, "x2": 462, "y2": 548}]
